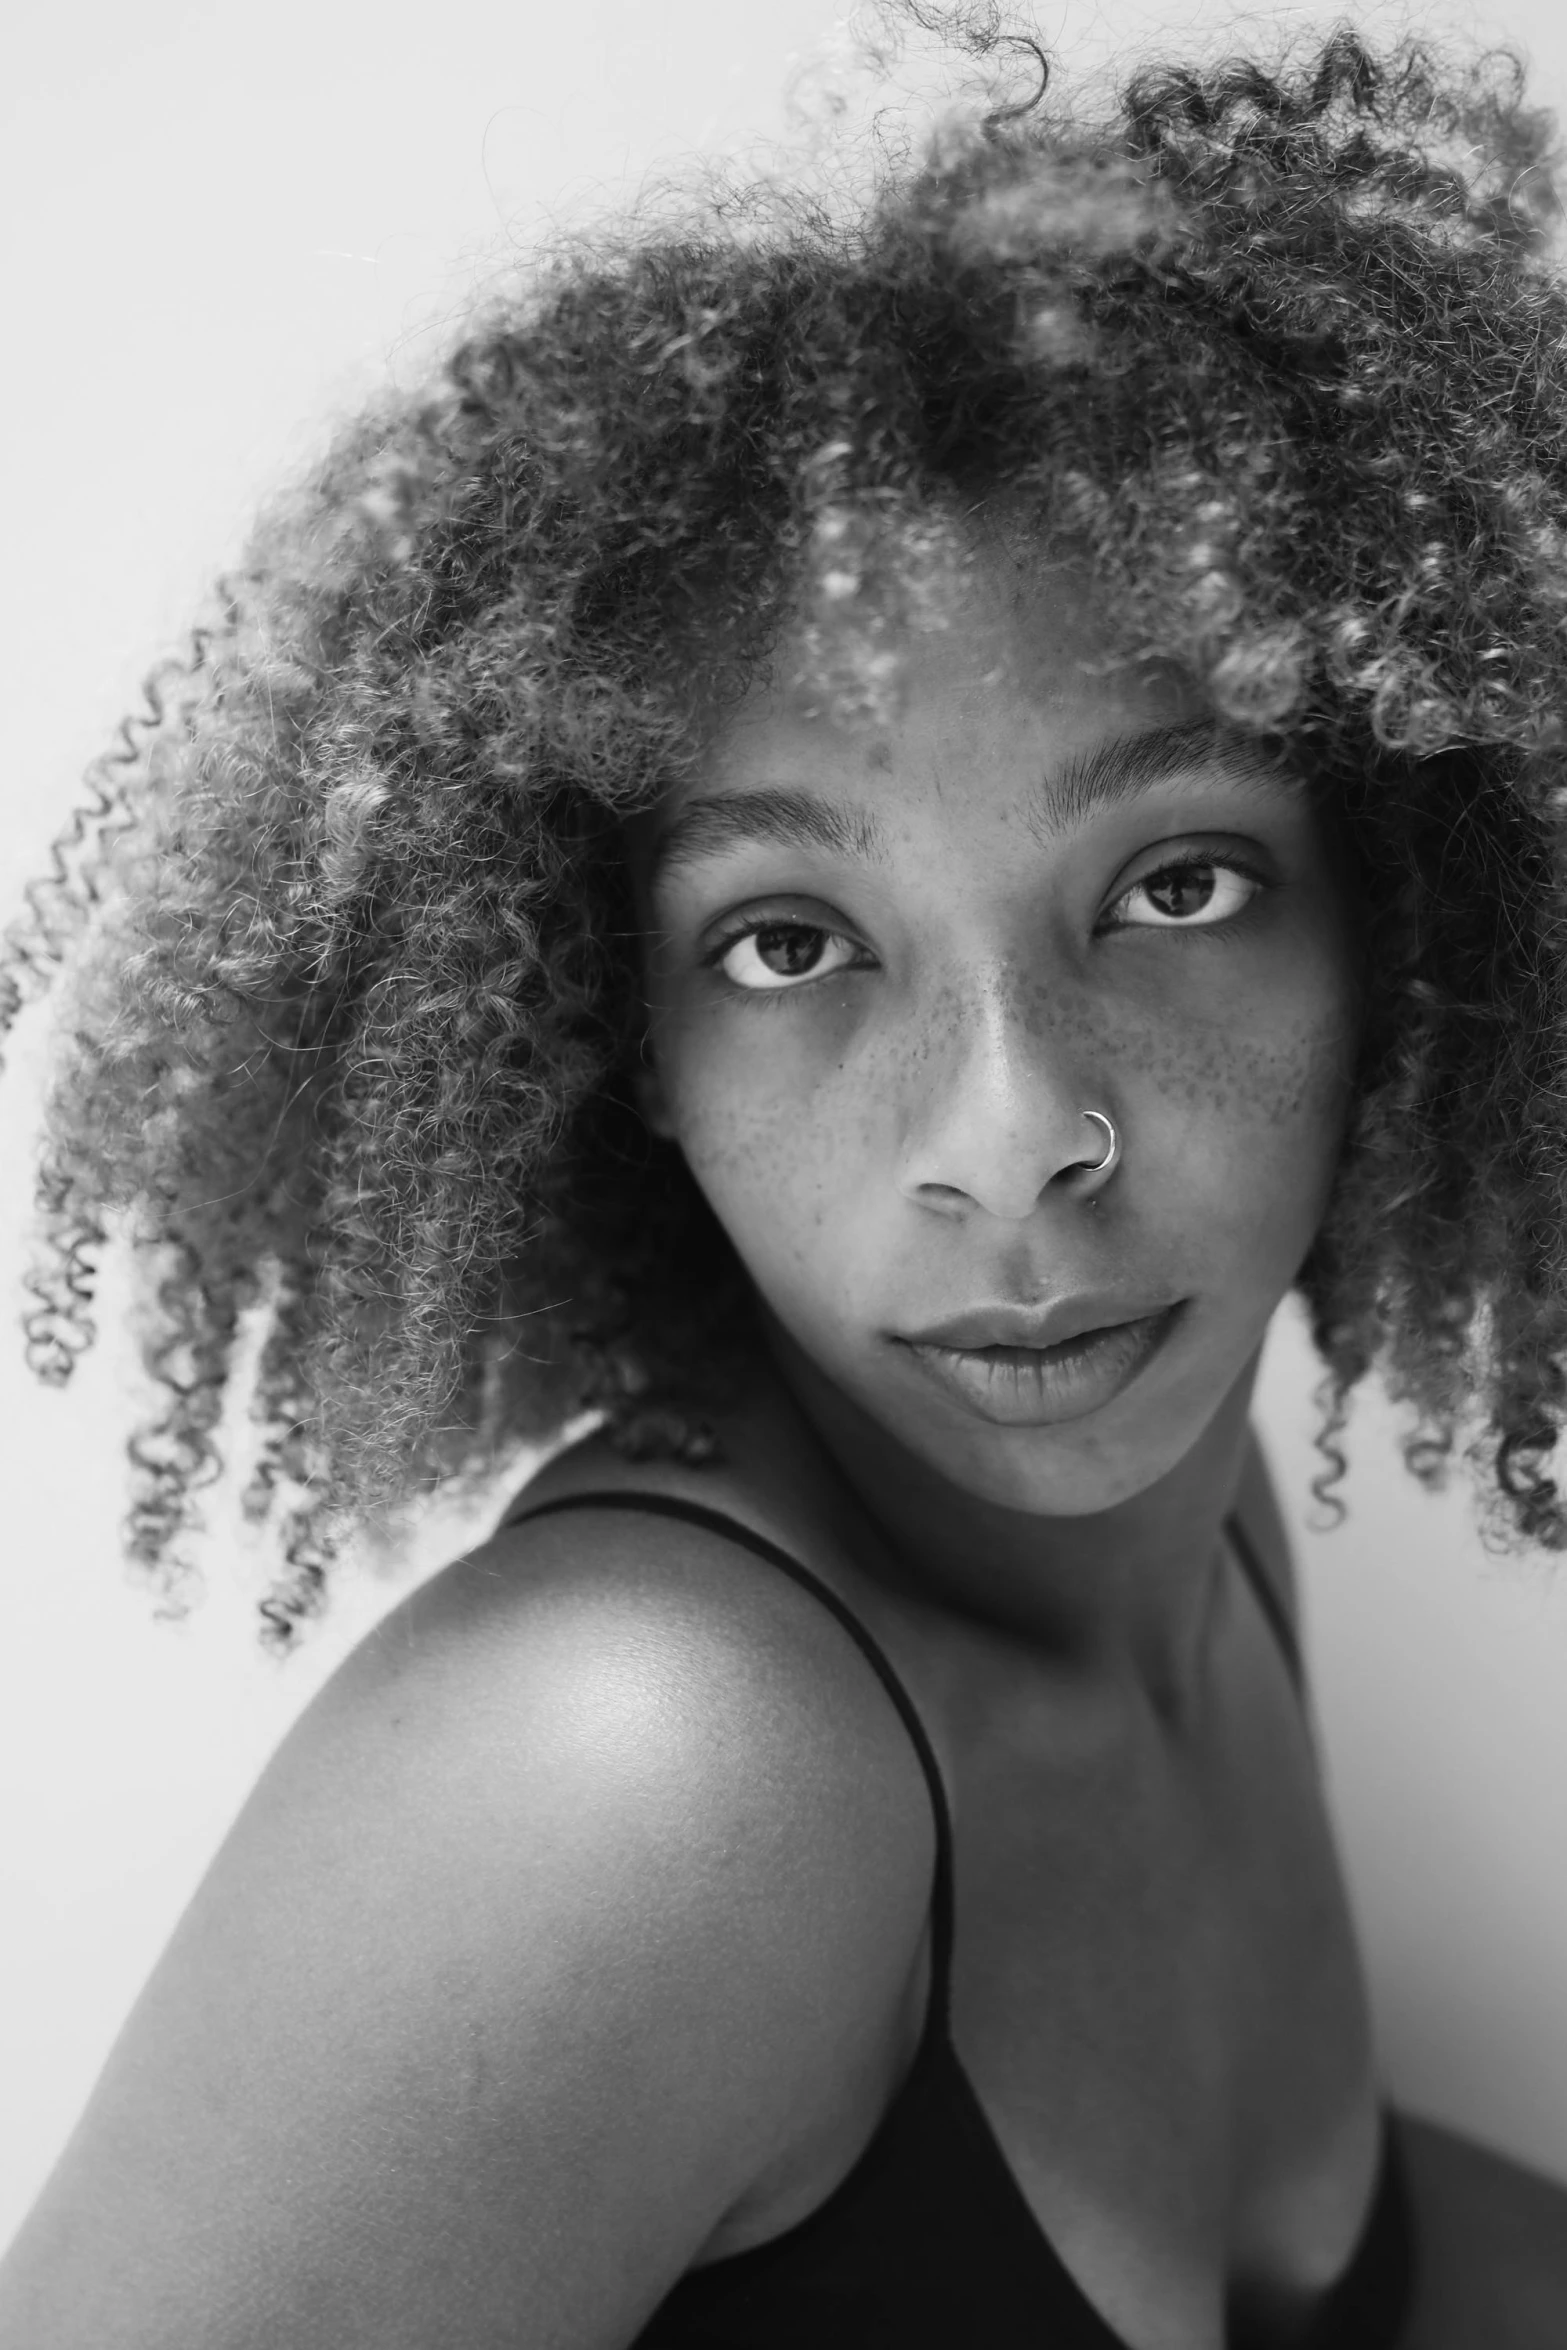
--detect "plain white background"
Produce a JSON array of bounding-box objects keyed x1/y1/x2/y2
[{"x1": 4, "y1": 0, "x2": 1567, "y2": 2259}]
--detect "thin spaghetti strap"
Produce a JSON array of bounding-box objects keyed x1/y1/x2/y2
[
  {"x1": 1225, "y1": 1512, "x2": 1306, "y2": 1697},
  {"x1": 509, "y1": 1489, "x2": 956, "y2": 2017}
]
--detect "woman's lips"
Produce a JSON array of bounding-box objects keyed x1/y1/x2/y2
[{"x1": 894, "y1": 1305, "x2": 1181, "y2": 1426}]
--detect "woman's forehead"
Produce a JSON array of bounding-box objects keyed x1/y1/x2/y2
[
  {"x1": 761, "y1": 535, "x2": 1198, "y2": 737},
  {"x1": 628, "y1": 534, "x2": 1306, "y2": 887},
  {"x1": 701, "y1": 554, "x2": 1211, "y2": 798},
  {"x1": 642, "y1": 658, "x2": 1295, "y2": 898}
]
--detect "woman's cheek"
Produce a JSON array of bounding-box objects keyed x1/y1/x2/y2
[
  {"x1": 1162, "y1": 1004, "x2": 1357, "y2": 1282},
  {"x1": 1148, "y1": 1011, "x2": 1352, "y2": 1144},
  {"x1": 1088, "y1": 969, "x2": 1354, "y2": 1316},
  {"x1": 666, "y1": 1012, "x2": 882, "y2": 1271},
  {"x1": 1123, "y1": 927, "x2": 1355, "y2": 1114}
]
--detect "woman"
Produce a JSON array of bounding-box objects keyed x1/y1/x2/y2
[{"x1": 1, "y1": 24, "x2": 1565, "y2": 2345}]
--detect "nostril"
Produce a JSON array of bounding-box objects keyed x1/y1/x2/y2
[{"x1": 914, "y1": 1181, "x2": 974, "y2": 1215}]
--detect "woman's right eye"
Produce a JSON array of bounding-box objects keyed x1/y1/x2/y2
[{"x1": 712, "y1": 923, "x2": 864, "y2": 991}]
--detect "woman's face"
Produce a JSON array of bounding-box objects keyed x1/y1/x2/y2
[{"x1": 633, "y1": 540, "x2": 1360, "y2": 1515}]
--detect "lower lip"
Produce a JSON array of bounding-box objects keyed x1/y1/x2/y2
[{"x1": 896, "y1": 1307, "x2": 1181, "y2": 1427}]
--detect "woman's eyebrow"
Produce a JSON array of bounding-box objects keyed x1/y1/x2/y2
[
  {"x1": 1035, "y1": 717, "x2": 1283, "y2": 837},
  {"x1": 649, "y1": 787, "x2": 886, "y2": 882}
]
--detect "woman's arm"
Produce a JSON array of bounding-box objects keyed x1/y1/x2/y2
[
  {"x1": 1399, "y1": 2115, "x2": 1567, "y2": 2348},
  {"x1": 0, "y1": 1515, "x2": 932, "y2": 2350}
]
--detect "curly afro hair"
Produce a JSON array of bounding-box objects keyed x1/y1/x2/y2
[{"x1": 7, "y1": 23, "x2": 1567, "y2": 1638}]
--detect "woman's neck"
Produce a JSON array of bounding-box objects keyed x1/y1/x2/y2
[{"x1": 750, "y1": 1323, "x2": 1261, "y2": 1732}]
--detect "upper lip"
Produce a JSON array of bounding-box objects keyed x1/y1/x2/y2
[{"x1": 896, "y1": 1298, "x2": 1174, "y2": 1352}]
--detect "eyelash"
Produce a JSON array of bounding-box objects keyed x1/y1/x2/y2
[{"x1": 702, "y1": 851, "x2": 1270, "y2": 991}]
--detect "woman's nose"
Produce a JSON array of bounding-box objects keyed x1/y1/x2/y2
[{"x1": 894, "y1": 973, "x2": 1113, "y2": 1222}]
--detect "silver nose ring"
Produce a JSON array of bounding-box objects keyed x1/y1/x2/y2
[{"x1": 1076, "y1": 1110, "x2": 1120, "y2": 1194}]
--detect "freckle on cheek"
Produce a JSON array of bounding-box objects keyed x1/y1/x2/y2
[
  {"x1": 1229, "y1": 1029, "x2": 1349, "y2": 1132},
  {"x1": 1123, "y1": 1012, "x2": 1347, "y2": 1140}
]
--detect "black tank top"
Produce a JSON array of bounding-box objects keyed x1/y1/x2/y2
[{"x1": 508, "y1": 1489, "x2": 1415, "y2": 2350}]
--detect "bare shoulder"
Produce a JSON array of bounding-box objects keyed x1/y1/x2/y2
[
  {"x1": 403, "y1": 1474, "x2": 938, "y2": 1881},
  {"x1": 397, "y1": 1482, "x2": 941, "y2": 1933},
  {"x1": 0, "y1": 1491, "x2": 932, "y2": 2350},
  {"x1": 1400, "y1": 2114, "x2": 1567, "y2": 2349}
]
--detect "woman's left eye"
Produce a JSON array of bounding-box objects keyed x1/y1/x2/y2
[{"x1": 1106, "y1": 859, "x2": 1262, "y2": 930}]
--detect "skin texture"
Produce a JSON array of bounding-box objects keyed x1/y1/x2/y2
[
  {"x1": 635, "y1": 532, "x2": 1361, "y2": 1698},
  {"x1": 6, "y1": 541, "x2": 1567, "y2": 2350},
  {"x1": 0, "y1": 1509, "x2": 948, "y2": 2350}
]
